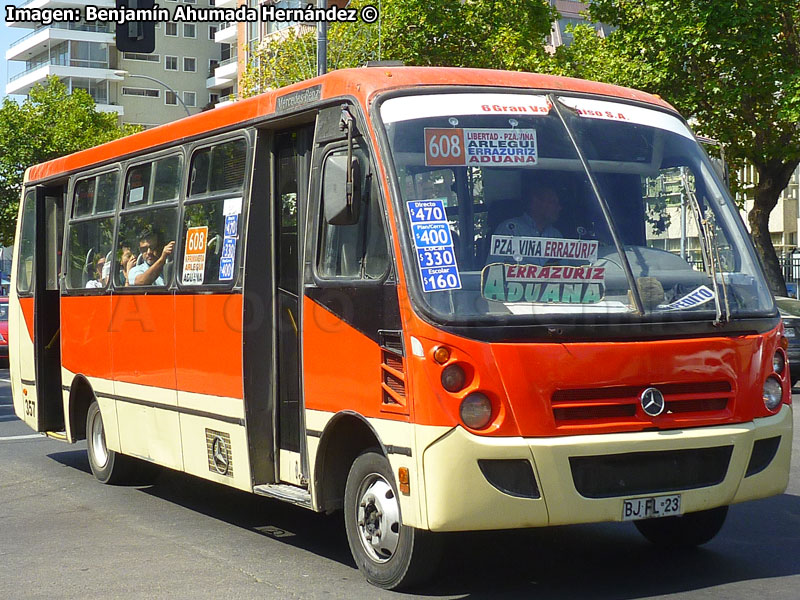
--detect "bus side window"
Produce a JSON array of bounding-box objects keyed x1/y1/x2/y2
[
  {"x1": 180, "y1": 138, "x2": 248, "y2": 286},
  {"x1": 317, "y1": 147, "x2": 389, "y2": 280},
  {"x1": 16, "y1": 191, "x2": 36, "y2": 294}
]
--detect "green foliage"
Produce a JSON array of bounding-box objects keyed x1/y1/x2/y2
[
  {"x1": 0, "y1": 76, "x2": 137, "y2": 243},
  {"x1": 241, "y1": 0, "x2": 558, "y2": 95}
]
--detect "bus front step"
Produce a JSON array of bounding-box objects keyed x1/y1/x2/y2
[{"x1": 253, "y1": 483, "x2": 313, "y2": 509}]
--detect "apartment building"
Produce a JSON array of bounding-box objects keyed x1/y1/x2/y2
[{"x1": 6, "y1": 0, "x2": 221, "y2": 127}]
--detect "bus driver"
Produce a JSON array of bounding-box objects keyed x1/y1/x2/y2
[{"x1": 487, "y1": 183, "x2": 563, "y2": 265}]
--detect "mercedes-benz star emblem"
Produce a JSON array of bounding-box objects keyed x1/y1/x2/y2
[
  {"x1": 640, "y1": 387, "x2": 666, "y2": 417},
  {"x1": 211, "y1": 436, "x2": 230, "y2": 475}
]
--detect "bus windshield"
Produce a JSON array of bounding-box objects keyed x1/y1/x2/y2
[{"x1": 379, "y1": 92, "x2": 774, "y2": 325}]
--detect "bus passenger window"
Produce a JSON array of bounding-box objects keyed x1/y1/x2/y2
[
  {"x1": 317, "y1": 148, "x2": 389, "y2": 280},
  {"x1": 153, "y1": 155, "x2": 182, "y2": 203},
  {"x1": 125, "y1": 164, "x2": 151, "y2": 205},
  {"x1": 117, "y1": 207, "x2": 178, "y2": 287},
  {"x1": 189, "y1": 139, "x2": 247, "y2": 198},
  {"x1": 16, "y1": 192, "x2": 36, "y2": 294},
  {"x1": 65, "y1": 171, "x2": 118, "y2": 290}
]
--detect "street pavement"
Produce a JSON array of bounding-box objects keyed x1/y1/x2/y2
[{"x1": 0, "y1": 369, "x2": 798, "y2": 599}]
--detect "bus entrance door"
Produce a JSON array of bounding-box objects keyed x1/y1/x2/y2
[
  {"x1": 13, "y1": 185, "x2": 65, "y2": 432},
  {"x1": 274, "y1": 127, "x2": 313, "y2": 485}
]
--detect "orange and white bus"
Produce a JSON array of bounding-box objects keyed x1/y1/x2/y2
[{"x1": 10, "y1": 67, "x2": 793, "y2": 589}]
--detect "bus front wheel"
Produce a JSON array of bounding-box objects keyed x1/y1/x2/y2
[
  {"x1": 634, "y1": 505, "x2": 728, "y2": 548},
  {"x1": 86, "y1": 401, "x2": 138, "y2": 484},
  {"x1": 343, "y1": 450, "x2": 442, "y2": 590}
]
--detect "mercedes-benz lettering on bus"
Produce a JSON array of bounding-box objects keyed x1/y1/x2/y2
[{"x1": 10, "y1": 68, "x2": 792, "y2": 589}]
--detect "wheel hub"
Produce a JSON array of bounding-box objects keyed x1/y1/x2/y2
[{"x1": 356, "y1": 475, "x2": 401, "y2": 562}]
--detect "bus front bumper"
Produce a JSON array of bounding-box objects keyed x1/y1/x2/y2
[{"x1": 421, "y1": 405, "x2": 792, "y2": 531}]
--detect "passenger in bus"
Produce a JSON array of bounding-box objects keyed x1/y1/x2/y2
[
  {"x1": 126, "y1": 230, "x2": 175, "y2": 286},
  {"x1": 85, "y1": 255, "x2": 106, "y2": 288},
  {"x1": 487, "y1": 184, "x2": 562, "y2": 265}
]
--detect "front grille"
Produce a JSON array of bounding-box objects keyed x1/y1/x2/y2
[
  {"x1": 570, "y1": 446, "x2": 733, "y2": 498},
  {"x1": 551, "y1": 381, "x2": 733, "y2": 426}
]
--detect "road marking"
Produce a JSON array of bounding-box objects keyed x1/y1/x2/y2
[
  {"x1": 0, "y1": 434, "x2": 45, "y2": 441},
  {"x1": 0, "y1": 378, "x2": 10, "y2": 383}
]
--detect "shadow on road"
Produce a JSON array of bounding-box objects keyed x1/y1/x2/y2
[{"x1": 48, "y1": 448, "x2": 800, "y2": 598}]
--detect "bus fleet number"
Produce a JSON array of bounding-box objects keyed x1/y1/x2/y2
[{"x1": 24, "y1": 398, "x2": 35, "y2": 418}]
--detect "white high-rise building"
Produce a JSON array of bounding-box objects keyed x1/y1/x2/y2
[{"x1": 6, "y1": 0, "x2": 221, "y2": 127}]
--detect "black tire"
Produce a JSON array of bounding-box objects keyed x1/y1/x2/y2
[
  {"x1": 634, "y1": 505, "x2": 728, "y2": 548},
  {"x1": 86, "y1": 400, "x2": 141, "y2": 485},
  {"x1": 344, "y1": 450, "x2": 442, "y2": 590}
]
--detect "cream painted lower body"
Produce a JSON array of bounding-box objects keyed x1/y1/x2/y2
[
  {"x1": 422, "y1": 406, "x2": 793, "y2": 532},
  {"x1": 62, "y1": 369, "x2": 253, "y2": 492}
]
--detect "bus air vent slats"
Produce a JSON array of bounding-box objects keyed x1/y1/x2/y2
[
  {"x1": 551, "y1": 381, "x2": 733, "y2": 426},
  {"x1": 379, "y1": 330, "x2": 407, "y2": 408}
]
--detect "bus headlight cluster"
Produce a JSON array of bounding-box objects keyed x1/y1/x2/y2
[
  {"x1": 773, "y1": 351, "x2": 786, "y2": 375},
  {"x1": 460, "y1": 393, "x2": 493, "y2": 429},
  {"x1": 762, "y1": 377, "x2": 783, "y2": 412}
]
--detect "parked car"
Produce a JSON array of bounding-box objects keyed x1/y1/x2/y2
[
  {"x1": 0, "y1": 297, "x2": 7, "y2": 361},
  {"x1": 776, "y1": 296, "x2": 800, "y2": 386}
]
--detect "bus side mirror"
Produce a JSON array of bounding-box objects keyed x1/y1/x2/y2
[
  {"x1": 116, "y1": 0, "x2": 156, "y2": 53},
  {"x1": 324, "y1": 154, "x2": 362, "y2": 225}
]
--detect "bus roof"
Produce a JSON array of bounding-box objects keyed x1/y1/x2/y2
[{"x1": 25, "y1": 67, "x2": 675, "y2": 184}]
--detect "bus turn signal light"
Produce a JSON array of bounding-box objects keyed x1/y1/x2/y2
[
  {"x1": 433, "y1": 346, "x2": 450, "y2": 364},
  {"x1": 398, "y1": 467, "x2": 410, "y2": 495}
]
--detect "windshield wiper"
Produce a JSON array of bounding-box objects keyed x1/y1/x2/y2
[
  {"x1": 680, "y1": 168, "x2": 730, "y2": 324},
  {"x1": 549, "y1": 94, "x2": 645, "y2": 315}
]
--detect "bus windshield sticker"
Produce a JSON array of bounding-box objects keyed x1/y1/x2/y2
[
  {"x1": 224, "y1": 214, "x2": 238, "y2": 238},
  {"x1": 380, "y1": 93, "x2": 551, "y2": 123},
  {"x1": 182, "y1": 225, "x2": 208, "y2": 286},
  {"x1": 407, "y1": 199, "x2": 462, "y2": 292},
  {"x1": 481, "y1": 263, "x2": 605, "y2": 304},
  {"x1": 557, "y1": 97, "x2": 694, "y2": 141},
  {"x1": 223, "y1": 197, "x2": 242, "y2": 216},
  {"x1": 129, "y1": 185, "x2": 145, "y2": 204},
  {"x1": 219, "y1": 237, "x2": 237, "y2": 281},
  {"x1": 661, "y1": 285, "x2": 715, "y2": 310},
  {"x1": 490, "y1": 236, "x2": 598, "y2": 262},
  {"x1": 424, "y1": 128, "x2": 537, "y2": 167}
]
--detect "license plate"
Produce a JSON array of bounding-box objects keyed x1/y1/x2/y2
[
  {"x1": 622, "y1": 494, "x2": 682, "y2": 521},
  {"x1": 785, "y1": 327, "x2": 796, "y2": 338}
]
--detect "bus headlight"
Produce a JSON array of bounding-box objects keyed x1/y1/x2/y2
[
  {"x1": 441, "y1": 364, "x2": 466, "y2": 392},
  {"x1": 773, "y1": 351, "x2": 786, "y2": 375},
  {"x1": 460, "y1": 393, "x2": 492, "y2": 429},
  {"x1": 763, "y1": 377, "x2": 783, "y2": 412}
]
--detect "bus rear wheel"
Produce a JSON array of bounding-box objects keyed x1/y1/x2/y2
[
  {"x1": 86, "y1": 401, "x2": 139, "y2": 485},
  {"x1": 343, "y1": 450, "x2": 441, "y2": 590},
  {"x1": 634, "y1": 505, "x2": 728, "y2": 548}
]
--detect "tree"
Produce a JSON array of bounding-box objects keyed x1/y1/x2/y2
[
  {"x1": 0, "y1": 77, "x2": 138, "y2": 243},
  {"x1": 553, "y1": 1, "x2": 800, "y2": 295},
  {"x1": 241, "y1": 0, "x2": 558, "y2": 95}
]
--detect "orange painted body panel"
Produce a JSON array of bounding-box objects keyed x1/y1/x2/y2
[
  {"x1": 59, "y1": 294, "x2": 243, "y2": 399},
  {"x1": 174, "y1": 294, "x2": 243, "y2": 399},
  {"x1": 61, "y1": 295, "x2": 112, "y2": 378},
  {"x1": 25, "y1": 68, "x2": 674, "y2": 185},
  {"x1": 303, "y1": 296, "x2": 411, "y2": 422},
  {"x1": 403, "y1": 310, "x2": 788, "y2": 436},
  {"x1": 19, "y1": 297, "x2": 34, "y2": 342},
  {"x1": 109, "y1": 295, "x2": 176, "y2": 389}
]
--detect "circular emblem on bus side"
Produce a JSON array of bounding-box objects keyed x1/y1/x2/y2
[
  {"x1": 211, "y1": 436, "x2": 230, "y2": 475},
  {"x1": 640, "y1": 387, "x2": 666, "y2": 417}
]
